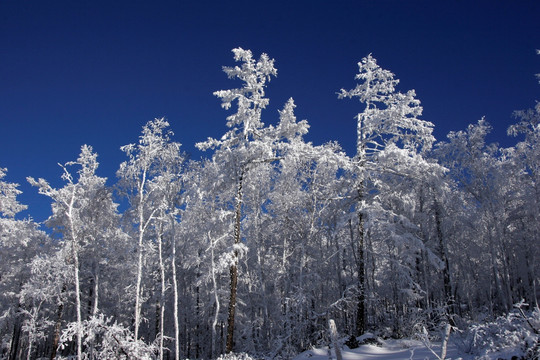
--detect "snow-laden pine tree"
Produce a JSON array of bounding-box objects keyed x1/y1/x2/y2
[{"x1": 339, "y1": 54, "x2": 441, "y2": 336}]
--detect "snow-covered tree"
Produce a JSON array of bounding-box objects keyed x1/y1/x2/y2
[
  {"x1": 435, "y1": 119, "x2": 521, "y2": 317},
  {"x1": 0, "y1": 168, "x2": 47, "y2": 359},
  {"x1": 196, "y1": 47, "x2": 277, "y2": 354},
  {"x1": 506, "y1": 102, "x2": 540, "y2": 309},
  {"x1": 18, "y1": 249, "x2": 71, "y2": 360},
  {"x1": 28, "y1": 145, "x2": 116, "y2": 360},
  {"x1": 339, "y1": 54, "x2": 440, "y2": 336},
  {"x1": 117, "y1": 117, "x2": 184, "y2": 357},
  {"x1": 267, "y1": 131, "x2": 350, "y2": 352}
]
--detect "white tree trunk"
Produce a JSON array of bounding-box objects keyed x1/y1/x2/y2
[
  {"x1": 328, "y1": 319, "x2": 342, "y2": 360},
  {"x1": 210, "y1": 237, "x2": 220, "y2": 358},
  {"x1": 93, "y1": 264, "x2": 99, "y2": 316},
  {"x1": 134, "y1": 170, "x2": 147, "y2": 342},
  {"x1": 67, "y1": 190, "x2": 82, "y2": 360},
  {"x1": 157, "y1": 221, "x2": 166, "y2": 360},
  {"x1": 172, "y1": 222, "x2": 180, "y2": 360},
  {"x1": 134, "y1": 220, "x2": 144, "y2": 342},
  {"x1": 440, "y1": 323, "x2": 451, "y2": 360}
]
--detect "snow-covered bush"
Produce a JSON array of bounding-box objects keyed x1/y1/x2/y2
[
  {"x1": 464, "y1": 303, "x2": 539, "y2": 359},
  {"x1": 216, "y1": 352, "x2": 256, "y2": 360},
  {"x1": 59, "y1": 314, "x2": 157, "y2": 359}
]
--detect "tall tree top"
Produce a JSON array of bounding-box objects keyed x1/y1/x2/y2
[
  {"x1": 209, "y1": 48, "x2": 277, "y2": 143},
  {"x1": 339, "y1": 54, "x2": 435, "y2": 157},
  {"x1": 338, "y1": 54, "x2": 398, "y2": 106}
]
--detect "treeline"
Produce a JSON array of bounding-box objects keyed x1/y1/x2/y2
[{"x1": 0, "y1": 48, "x2": 538, "y2": 359}]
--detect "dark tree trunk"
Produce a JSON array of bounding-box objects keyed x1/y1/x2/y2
[
  {"x1": 8, "y1": 313, "x2": 22, "y2": 360},
  {"x1": 435, "y1": 199, "x2": 454, "y2": 320},
  {"x1": 356, "y1": 186, "x2": 366, "y2": 337},
  {"x1": 356, "y1": 212, "x2": 366, "y2": 336},
  {"x1": 155, "y1": 299, "x2": 161, "y2": 342},
  {"x1": 226, "y1": 261, "x2": 239, "y2": 353},
  {"x1": 50, "y1": 285, "x2": 66, "y2": 360},
  {"x1": 196, "y1": 279, "x2": 200, "y2": 359},
  {"x1": 226, "y1": 170, "x2": 244, "y2": 353}
]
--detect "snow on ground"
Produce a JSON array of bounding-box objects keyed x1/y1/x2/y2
[{"x1": 293, "y1": 338, "x2": 468, "y2": 360}]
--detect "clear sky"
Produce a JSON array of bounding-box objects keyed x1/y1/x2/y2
[{"x1": 1, "y1": 0, "x2": 539, "y2": 222}]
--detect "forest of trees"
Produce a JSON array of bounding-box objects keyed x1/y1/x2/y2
[{"x1": 1, "y1": 48, "x2": 539, "y2": 359}]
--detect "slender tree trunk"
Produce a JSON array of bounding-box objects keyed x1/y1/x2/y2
[
  {"x1": 226, "y1": 251, "x2": 240, "y2": 353},
  {"x1": 355, "y1": 185, "x2": 366, "y2": 336},
  {"x1": 87, "y1": 277, "x2": 94, "y2": 318},
  {"x1": 67, "y1": 191, "x2": 82, "y2": 360},
  {"x1": 499, "y1": 225, "x2": 514, "y2": 311},
  {"x1": 254, "y1": 205, "x2": 270, "y2": 350},
  {"x1": 9, "y1": 309, "x2": 22, "y2": 360},
  {"x1": 195, "y1": 280, "x2": 201, "y2": 359},
  {"x1": 134, "y1": 223, "x2": 145, "y2": 342},
  {"x1": 93, "y1": 264, "x2": 99, "y2": 316},
  {"x1": 329, "y1": 319, "x2": 342, "y2": 360},
  {"x1": 85, "y1": 263, "x2": 99, "y2": 360},
  {"x1": 172, "y1": 222, "x2": 180, "y2": 360},
  {"x1": 440, "y1": 323, "x2": 452, "y2": 360},
  {"x1": 134, "y1": 170, "x2": 148, "y2": 342},
  {"x1": 210, "y1": 238, "x2": 220, "y2": 358},
  {"x1": 488, "y1": 228, "x2": 508, "y2": 313},
  {"x1": 155, "y1": 299, "x2": 160, "y2": 343},
  {"x1": 434, "y1": 199, "x2": 453, "y2": 315},
  {"x1": 50, "y1": 285, "x2": 66, "y2": 360},
  {"x1": 26, "y1": 302, "x2": 43, "y2": 360},
  {"x1": 157, "y1": 223, "x2": 166, "y2": 360},
  {"x1": 299, "y1": 242, "x2": 306, "y2": 349},
  {"x1": 226, "y1": 170, "x2": 244, "y2": 353},
  {"x1": 26, "y1": 333, "x2": 33, "y2": 360},
  {"x1": 355, "y1": 116, "x2": 367, "y2": 337},
  {"x1": 71, "y1": 234, "x2": 82, "y2": 360}
]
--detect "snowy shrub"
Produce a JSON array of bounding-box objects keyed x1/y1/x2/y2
[
  {"x1": 356, "y1": 332, "x2": 382, "y2": 347},
  {"x1": 59, "y1": 314, "x2": 157, "y2": 359},
  {"x1": 216, "y1": 352, "x2": 256, "y2": 360},
  {"x1": 464, "y1": 303, "x2": 539, "y2": 359}
]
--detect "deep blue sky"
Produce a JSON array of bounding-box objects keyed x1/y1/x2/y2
[{"x1": 1, "y1": 0, "x2": 539, "y2": 222}]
